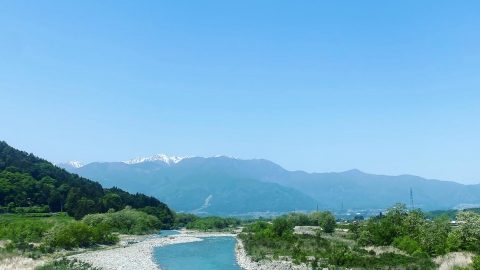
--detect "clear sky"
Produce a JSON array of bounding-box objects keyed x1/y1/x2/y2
[{"x1": 1, "y1": 1, "x2": 479, "y2": 184}]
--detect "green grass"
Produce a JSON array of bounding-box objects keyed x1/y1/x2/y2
[
  {"x1": 0, "y1": 212, "x2": 73, "y2": 223},
  {"x1": 0, "y1": 213, "x2": 73, "y2": 243},
  {"x1": 0, "y1": 212, "x2": 118, "y2": 254}
]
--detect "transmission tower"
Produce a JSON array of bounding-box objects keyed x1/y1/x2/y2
[{"x1": 410, "y1": 187, "x2": 414, "y2": 210}]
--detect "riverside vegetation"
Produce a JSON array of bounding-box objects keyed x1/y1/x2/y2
[
  {"x1": 0, "y1": 142, "x2": 170, "y2": 268},
  {"x1": 240, "y1": 204, "x2": 480, "y2": 270},
  {"x1": 0, "y1": 141, "x2": 245, "y2": 269},
  {"x1": 3, "y1": 141, "x2": 480, "y2": 269},
  {"x1": 0, "y1": 141, "x2": 173, "y2": 257}
]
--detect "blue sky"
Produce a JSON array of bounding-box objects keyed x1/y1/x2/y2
[{"x1": 1, "y1": 1, "x2": 479, "y2": 183}]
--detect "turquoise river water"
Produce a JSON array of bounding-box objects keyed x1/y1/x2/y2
[{"x1": 153, "y1": 232, "x2": 242, "y2": 270}]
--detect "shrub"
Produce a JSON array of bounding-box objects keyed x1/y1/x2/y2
[
  {"x1": 319, "y1": 212, "x2": 336, "y2": 233},
  {"x1": 418, "y1": 217, "x2": 450, "y2": 256},
  {"x1": 0, "y1": 219, "x2": 51, "y2": 243},
  {"x1": 272, "y1": 217, "x2": 293, "y2": 237},
  {"x1": 174, "y1": 213, "x2": 198, "y2": 228},
  {"x1": 138, "y1": 206, "x2": 175, "y2": 229},
  {"x1": 82, "y1": 208, "x2": 161, "y2": 234},
  {"x1": 393, "y1": 236, "x2": 422, "y2": 255},
  {"x1": 455, "y1": 212, "x2": 480, "y2": 252},
  {"x1": 472, "y1": 256, "x2": 480, "y2": 270},
  {"x1": 447, "y1": 230, "x2": 462, "y2": 252},
  {"x1": 90, "y1": 223, "x2": 118, "y2": 244},
  {"x1": 43, "y1": 222, "x2": 93, "y2": 249},
  {"x1": 43, "y1": 222, "x2": 117, "y2": 249},
  {"x1": 327, "y1": 243, "x2": 359, "y2": 266}
]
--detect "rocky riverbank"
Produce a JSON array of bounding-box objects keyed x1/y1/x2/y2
[{"x1": 71, "y1": 230, "x2": 237, "y2": 270}]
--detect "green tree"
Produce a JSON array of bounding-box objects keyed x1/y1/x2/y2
[
  {"x1": 401, "y1": 209, "x2": 426, "y2": 239},
  {"x1": 272, "y1": 217, "x2": 293, "y2": 237},
  {"x1": 419, "y1": 216, "x2": 450, "y2": 256},
  {"x1": 455, "y1": 211, "x2": 480, "y2": 252},
  {"x1": 101, "y1": 193, "x2": 123, "y2": 211},
  {"x1": 319, "y1": 212, "x2": 336, "y2": 233}
]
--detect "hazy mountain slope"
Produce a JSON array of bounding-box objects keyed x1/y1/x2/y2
[
  {"x1": 264, "y1": 169, "x2": 480, "y2": 210},
  {"x1": 69, "y1": 157, "x2": 318, "y2": 215},
  {"x1": 66, "y1": 156, "x2": 480, "y2": 213}
]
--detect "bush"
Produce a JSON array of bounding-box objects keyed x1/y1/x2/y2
[
  {"x1": 418, "y1": 217, "x2": 450, "y2": 256},
  {"x1": 447, "y1": 230, "x2": 462, "y2": 252},
  {"x1": 174, "y1": 213, "x2": 198, "y2": 228},
  {"x1": 138, "y1": 206, "x2": 175, "y2": 229},
  {"x1": 328, "y1": 243, "x2": 356, "y2": 266},
  {"x1": 90, "y1": 223, "x2": 118, "y2": 244},
  {"x1": 393, "y1": 236, "x2": 422, "y2": 255},
  {"x1": 318, "y1": 212, "x2": 336, "y2": 233},
  {"x1": 82, "y1": 208, "x2": 161, "y2": 234},
  {"x1": 43, "y1": 222, "x2": 93, "y2": 249},
  {"x1": 272, "y1": 217, "x2": 293, "y2": 237},
  {"x1": 455, "y1": 212, "x2": 480, "y2": 252},
  {"x1": 43, "y1": 222, "x2": 117, "y2": 249},
  {"x1": 472, "y1": 256, "x2": 480, "y2": 270},
  {"x1": 0, "y1": 219, "x2": 51, "y2": 243}
]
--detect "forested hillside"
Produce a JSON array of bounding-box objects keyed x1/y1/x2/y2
[
  {"x1": 0, "y1": 141, "x2": 174, "y2": 224},
  {"x1": 67, "y1": 158, "x2": 318, "y2": 215},
  {"x1": 67, "y1": 156, "x2": 480, "y2": 214}
]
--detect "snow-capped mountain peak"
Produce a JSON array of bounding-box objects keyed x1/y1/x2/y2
[
  {"x1": 123, "y1": 154, "x2": 185, "y2": 165},
  {"x1": 63, "y1": 160, "x2": 84, "y2": 168}
]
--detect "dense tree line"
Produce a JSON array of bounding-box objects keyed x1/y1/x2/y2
[
  {"x1": 185, "y1": 216, "x2": 240, "y2": 231},
  {"x1": 282, "y1": 212, "x2": 337, "y2": 233},
  {"x1": 0, "y1": 141, "x2": 174, "y2": 223}
]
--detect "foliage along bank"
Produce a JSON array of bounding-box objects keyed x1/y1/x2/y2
[{"x1": 240, "y1": 206, "x2": 480, "y2": 270}]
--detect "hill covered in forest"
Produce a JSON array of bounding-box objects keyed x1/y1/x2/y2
[{"x1": 0, "y1": 141, "x2": 174, "y2": 225}]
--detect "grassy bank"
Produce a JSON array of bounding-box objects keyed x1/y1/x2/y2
[
  {"x1": 240, "y1": 205, "x2": 480, "y2": 270},
  {"x1": 0, "y1": 207, "x2": 166, "y2": 266}
]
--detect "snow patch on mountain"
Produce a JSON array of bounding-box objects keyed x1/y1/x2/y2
[
  {"x1": 123, "y1": 154, "x2": 185, "y2": 165},
  {"x1": 67, "y1": 161, "x2": 84, "y2": 168}
]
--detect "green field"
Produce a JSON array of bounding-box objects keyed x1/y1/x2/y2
[{"x1": 0, "y1": 213, "x2": 73, "y2": 243}]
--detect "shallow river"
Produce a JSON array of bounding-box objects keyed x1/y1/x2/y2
[{"x1": 153, "y1": 234, "x2": 242, "y2": 270}]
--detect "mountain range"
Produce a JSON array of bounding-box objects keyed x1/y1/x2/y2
[{"x1": 59, "y1": 154, "x2": 480, "y2": 215}]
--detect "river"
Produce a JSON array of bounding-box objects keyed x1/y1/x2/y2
[{"x1": 153, "y1": 232, "x2": 242, "y2": 270}]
